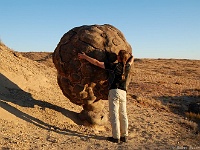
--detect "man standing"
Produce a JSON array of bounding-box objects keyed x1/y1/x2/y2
[{"x1": 78, "y1": 50, "x2": 134, "y2": 143}]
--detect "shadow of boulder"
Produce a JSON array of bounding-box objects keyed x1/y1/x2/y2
[{"x1": 0, "y1": 73, "x2": 82, "y2": 126}]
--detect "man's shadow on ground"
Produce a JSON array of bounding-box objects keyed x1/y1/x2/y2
[{"x1": 0, "y1": 73, "x2": 104, "y2": 140}]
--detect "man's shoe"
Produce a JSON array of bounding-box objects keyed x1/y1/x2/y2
[
  {"x1": 120, "y1": 136, "x2": 128, "y2": 142},
  {"x1": 107, "y1": 137, "x2": 120, "y2": 143}
]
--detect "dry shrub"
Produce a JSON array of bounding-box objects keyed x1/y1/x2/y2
[
  {"x1": 185, "y1": 112, "x2": 200, "y2": 121},
  {"x1": 179, "y1": 118, "x2": 198, "y2": 131},
  {"x1": 0, "y1": 39, "x2": 4, "y2": 46},
  {"x1": 135, "y1": 96, "x2": 169, "y2": 111}
]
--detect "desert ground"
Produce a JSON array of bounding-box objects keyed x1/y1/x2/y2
[{"x1": 0, "y1": 42, "x2": 200, "y2": 150}]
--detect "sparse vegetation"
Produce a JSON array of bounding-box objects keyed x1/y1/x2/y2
[
  {"x1": 0, "y1": 39, "x2": 3, "y2": 46},
  {"x1": 179, "y1": 118, "x2": 198, "y2": 131},
  {"x1": 186, "y1": 112, "x2": 200, "y2": 121}
]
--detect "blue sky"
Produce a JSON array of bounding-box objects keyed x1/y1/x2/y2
[{"x1": 0, "y1": 0, "x2": 200, "y2": 59}]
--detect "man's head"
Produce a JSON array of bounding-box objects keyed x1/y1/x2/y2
[{"x1": 118, "y1": 50, "x2": 129, "y2": 64}]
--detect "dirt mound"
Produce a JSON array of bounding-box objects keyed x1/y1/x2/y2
[
  {"x1": 0, "y1": 44, "x2": 55, "y2": 94},
  {"x1": 0, "y1": 42, "x2": 83, "y2": 137},
  {"x1": 0, "y1": 42, "x2": 200, "y2": 149}
]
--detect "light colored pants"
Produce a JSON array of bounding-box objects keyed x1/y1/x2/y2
[{"x1": 108, "y1": 89, "x2": 128, "y2": 139}]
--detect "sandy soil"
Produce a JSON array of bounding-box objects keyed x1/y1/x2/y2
[{"x1": 0, "y1": 42, "x2": 200, "y2": 150}]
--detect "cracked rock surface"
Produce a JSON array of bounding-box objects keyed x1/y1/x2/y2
[{"x1": 52, "y1": 24, "x2": 132, "y2": 125}]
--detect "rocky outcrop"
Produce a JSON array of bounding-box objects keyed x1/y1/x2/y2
[{"x1": 53, "y1": 24, "x2": 132, "y2": 125}]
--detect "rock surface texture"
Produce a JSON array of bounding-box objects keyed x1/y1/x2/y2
[{"x1": 53, "y1": 24, "x2": 132, "y2": 125}]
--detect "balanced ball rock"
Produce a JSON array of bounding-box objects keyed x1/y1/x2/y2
[{"x1": 53, "y1": 24, "x2": 133, "y2": 125}]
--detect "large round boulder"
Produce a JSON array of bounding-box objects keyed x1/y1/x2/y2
[{"x1": 53, "y1": 24, "x2": 133, "y2": 125}]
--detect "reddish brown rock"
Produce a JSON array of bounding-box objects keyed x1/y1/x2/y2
[{"x1": 53, "y1": 24, "x2": 132, "y2": 125}]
